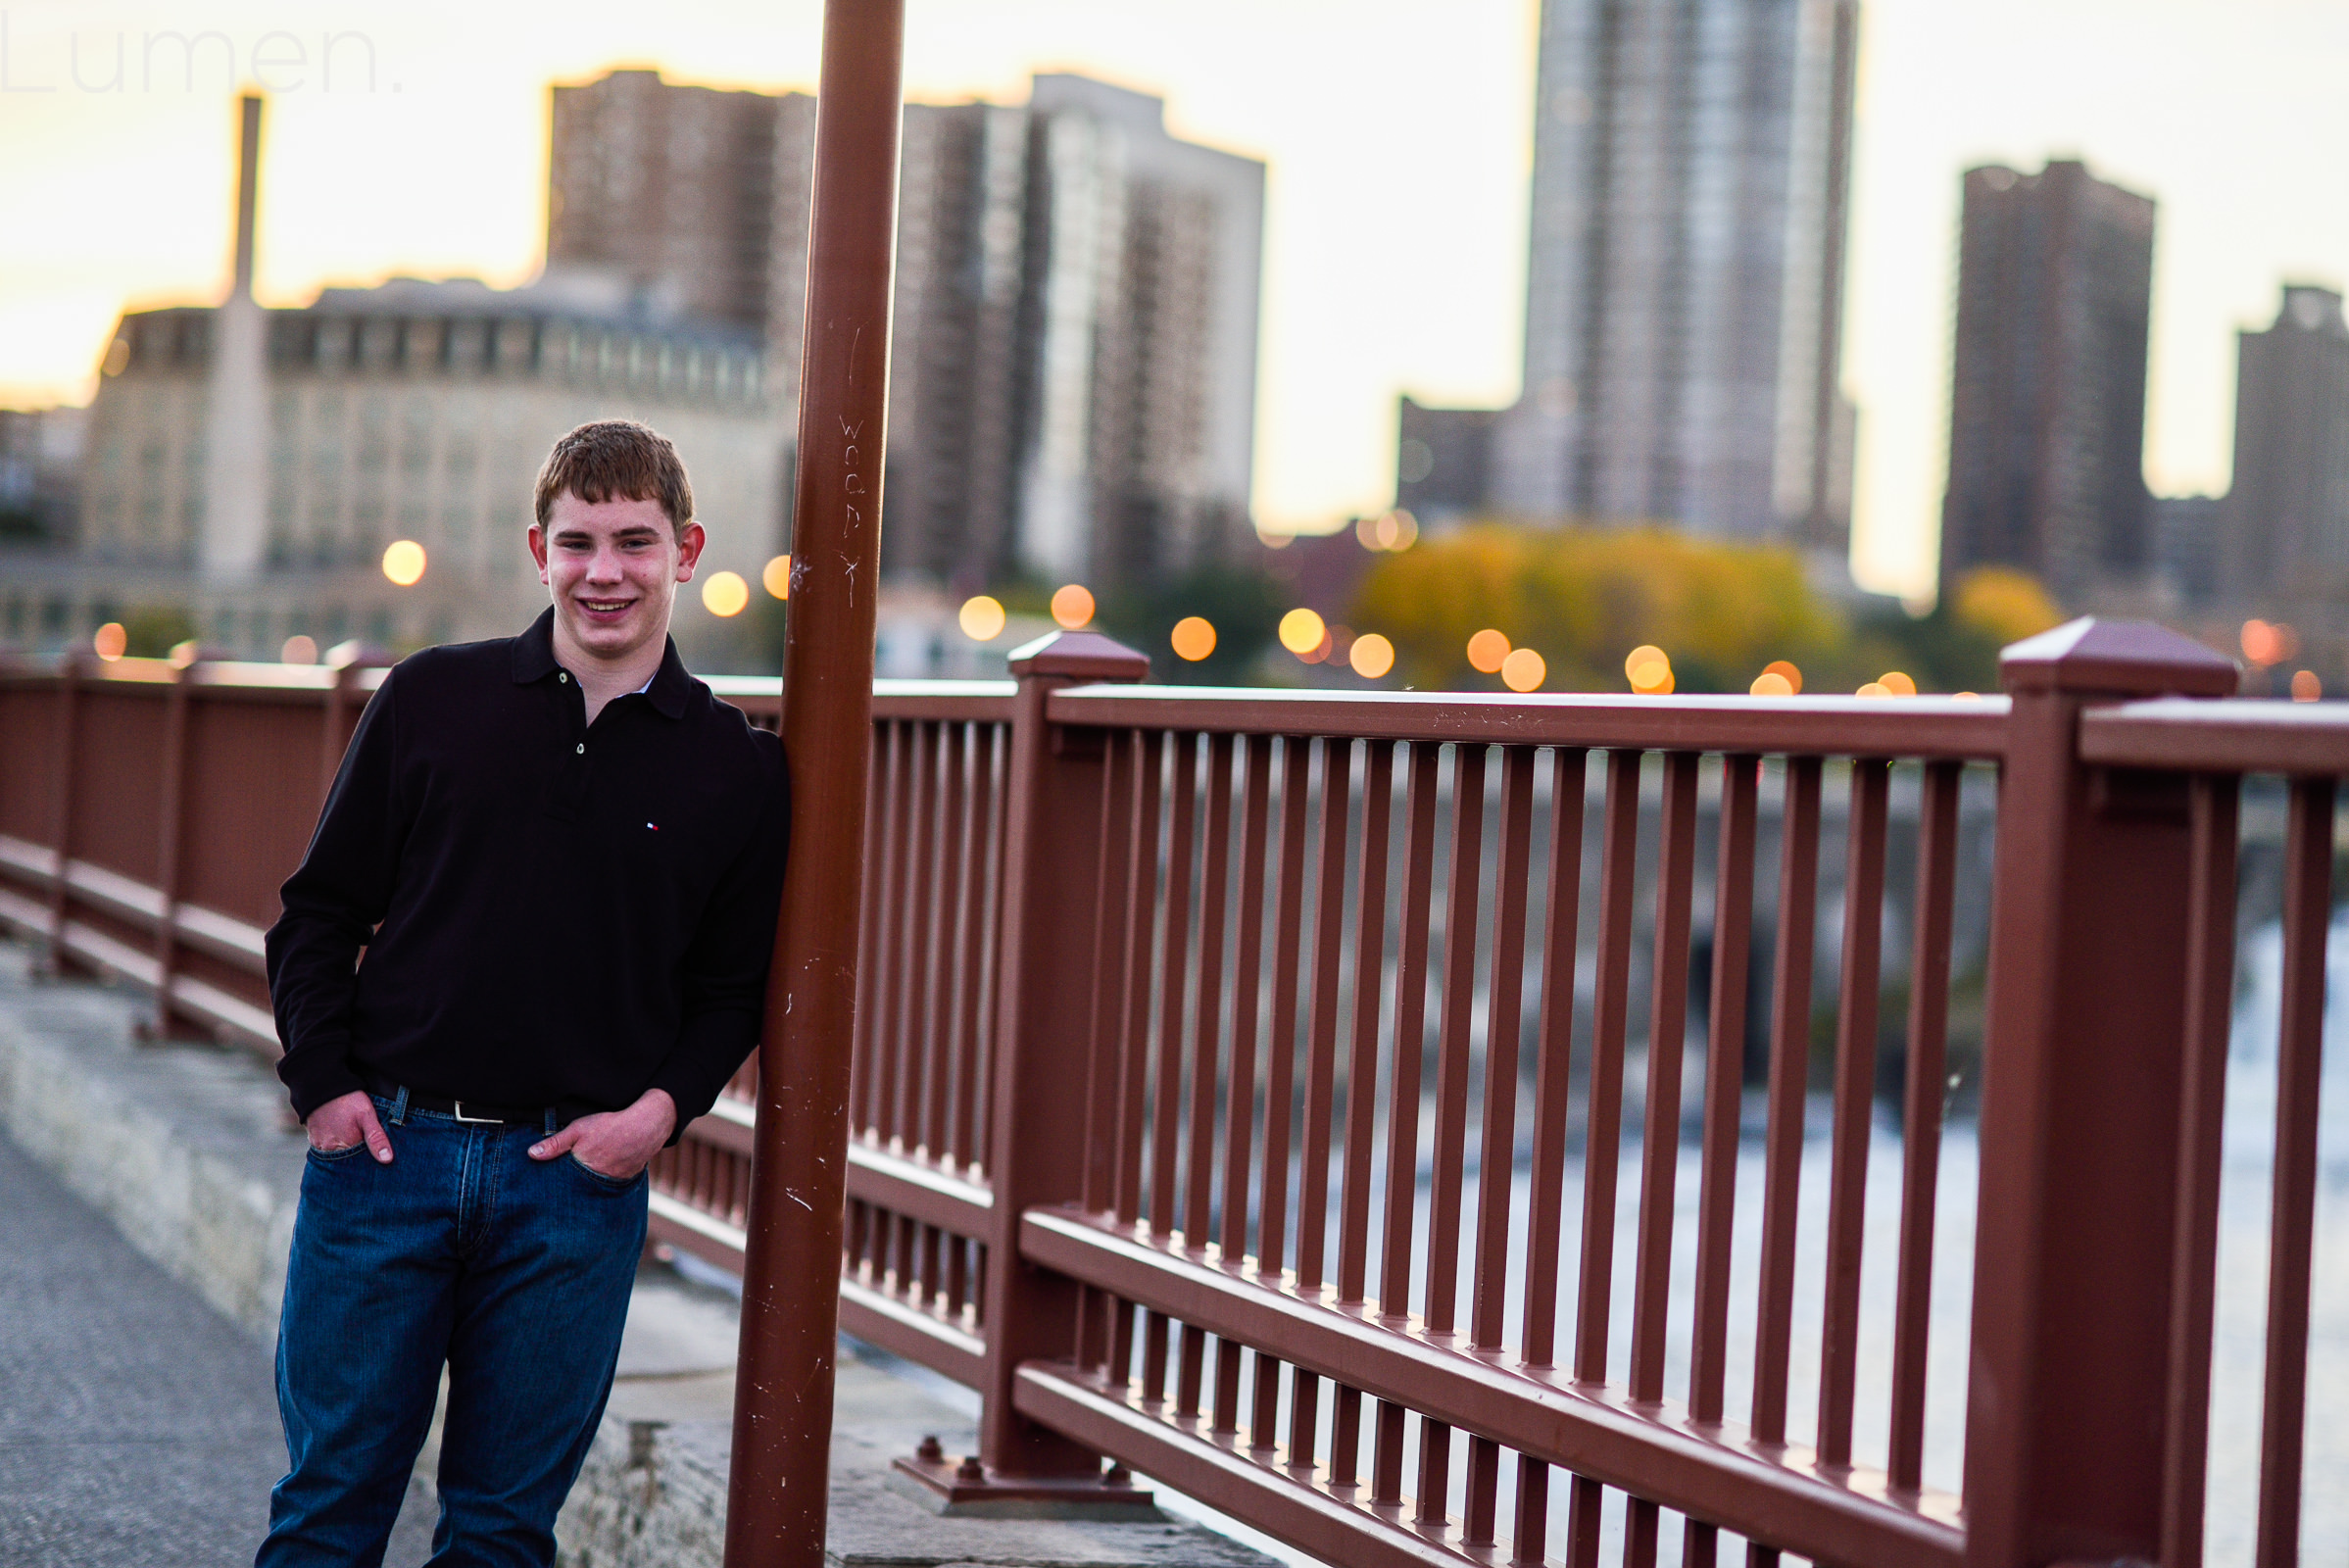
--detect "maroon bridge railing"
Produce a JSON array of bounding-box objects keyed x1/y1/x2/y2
[{"x1": 3, "y1": 618, "x2": 2340, "y2": 1567}]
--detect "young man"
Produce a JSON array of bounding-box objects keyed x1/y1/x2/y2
[{"x1": 259, "y1": 419, "x2": 791, "y2": 1566}]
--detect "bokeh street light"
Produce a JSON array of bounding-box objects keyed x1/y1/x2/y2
[
  {"x1": 1750, "y1": 670, "x2": 1794, "y2": 697},
  {"x1": 1354, "y1": 510, "x2": 1419, "y2": 552},
  {"x1": 1879, "y1": 670, "x2": 1917, "y2": 696},
  {"x1": 958, "y1": 595, "x2": 1007, "y2": 641},
  {"x1": 2293, "y1": 669, "x2": 2322, "y2": 702},
  {"x1": 92, "y1": 622, "x2": 126, "y2": 661},
  {"x1": 1171, "y1": 616, "x2": 1217, "y2": 662},
  {"x1": 1467, "y1": 628, "x2": 1510, "y2": 674},
  {"x1": 702, "y1": 570, "x2": 750, "y2": 617},
  {"x1": 1278, "y1": 608, "x2": 1326, "y2": 657},
  {"x1": 1624, "y1": 644, "x2": 1673, "y2": 694},
  {"x1": 1348, "y1": 632, "x2": 1395, "y2": 679},
  {"x1": 281, "y1": 635, "x2": 318, "y2": 665},
  {"x1": 1762, "y1": 659, "x2": 1802, "y2": 693},
  {"x1": 1051, "y1": 584, "x2": 1096, "y2": 629},
  {"x1": 1500, "y1": 647, "x2": 1545, "y2": 692},
  {"x1": 382, "y1": 539, "x2": 426, "y2": 587},
  {"x1": 762, "y1": 555, "x2": 792, "y2": 600}
]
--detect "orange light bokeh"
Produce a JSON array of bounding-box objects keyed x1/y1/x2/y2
[
  {"x1": 1499, "y1": 647, "x2": 1545, "y2": 692},
  {"x1": 1051, "y1": 584, "x2": 1096, "y2": 629},
  {"x1": 1171, "y1": 615, "x2": 1218, "y2": 662}
]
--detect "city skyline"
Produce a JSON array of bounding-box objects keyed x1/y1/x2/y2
[{"x1": 2, "y1": 0, "x2": 2346, "y2": 599}]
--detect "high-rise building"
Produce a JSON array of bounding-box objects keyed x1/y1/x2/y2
[
  {"x1": 2220, "y1": 284, "x2": 2349, "y2": 607},
  {"x1": 1482, "y1": 0, "x2": 1862, "y2": 547},
  {"x1": 547, "y1": 71, "x2": 788, "y2": 332},
  {"x1": 548, "y1": 68, "x2": 1265, "y2": 596},
  {"x1": 1938, "y1": 160, "x2": 2156, "y2": 603}
]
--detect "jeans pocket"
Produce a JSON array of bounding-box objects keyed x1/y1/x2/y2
[
  {"x1": 306, "y1": 1141, "x2": 371, "y2": 1164},
  {"x1": 565, "y1": 1152, "x2": 641, "y2": 1192}
]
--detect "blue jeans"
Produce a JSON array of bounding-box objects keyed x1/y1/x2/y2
[{"x1": 257, "y1": 1095, "x2": 647, "y2": 1568}]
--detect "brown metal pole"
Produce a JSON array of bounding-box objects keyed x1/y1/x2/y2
[{"x1": 724, "y1": 4, "x2": 904, "y2": 1564}]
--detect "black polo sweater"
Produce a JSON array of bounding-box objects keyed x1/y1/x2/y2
[{"x1": 266, "y1": 609, "x2": 791, "y2": 1128}]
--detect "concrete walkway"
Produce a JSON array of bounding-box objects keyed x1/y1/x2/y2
[{"x1": 0, "y1": 1125, "x2": 440, "y2": 1566}]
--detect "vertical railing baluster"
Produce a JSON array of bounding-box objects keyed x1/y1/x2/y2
[
  {"x1": 2256, "y1": 774, "x2": 2333, "y2": 1568},
  {"x1": 850, "y1": 717, "x2": 887, "y2": 1140},
  {"x1": 1625, "y1": 751, "x2": 1701, "y2": 1567},
  {"x1": 872, "y1": 721, "x2": 913, "y2": 1149},
  {"x1": 2159, "y1": 770, "x2": 2242, "y2": 1568},
  {"x1": 900, "y1": 722, "x2": 943, "y2": 1152},
  {"x1": 1177, "y1": 732, "x2": 1235, "y2": 1417},
  {"x1": 1297, "y1": 737, "x2": 1371, "y2": 1474},
  {"x1": 1566, "y1": 748, "x2": 1644, "y2": 1562},
  {"x1": 1372, "y1": 741, "x2": 1439, "y2": 1509},
  {"x1": 1818, "y1": 758, "x2": 1889, "y2": 1469},
  {"x1": 1888, "y1": 761, "x2": 1961, "y2": 1494},
  {"x1": 1465, "y1": 745, "x2": 1535, "y2": 1551},
  {"x1": 1078, "y1": 725, "x2": 1137, "y2": 1370},
  {"x1": 1419, "y1": 743, "x2": 1488, "y2": 1530},
  {"x1": 1253, "y1": 735, "x2": 1312, "y2": 1454},
  {"x1": 1514, "y1": 747, "x2": 1587, "y2": 1568},
  {"x1": 921, "y1": 722, "x2": 966, "y2": 1158},
  {"x1": 1216, "y1": 734, "x2": 1274, "y2": 1436},
  {"x1": 1685, "y1": 753, "x2": 1758, "y2": 1568},
  {"x1": 1111, "y1": 729, "x2": 1166, "y2": 1388},
  {"x1": 1144, "y1": 732, "x2": 1198, "y2": 1404},
  {"x1": 1748, "y1": 754, "x2": 1822, "y2": 1568},
  {"x1": 1324, "y1": 736, "x2": 1388, "y2": 1488}
]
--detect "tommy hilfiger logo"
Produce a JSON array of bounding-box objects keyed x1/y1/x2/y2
[{"x1": 646, "y1": 822, "x2": 660, "y2": 832}]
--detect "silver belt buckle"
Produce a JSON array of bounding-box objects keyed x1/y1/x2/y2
[{"x1": 452, "y1": 1101, "x2": 500, "y2": 1125}]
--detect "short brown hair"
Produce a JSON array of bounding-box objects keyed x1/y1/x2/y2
[{"x1": 532, "y1": 419, "x2": 695, "y2": 533}]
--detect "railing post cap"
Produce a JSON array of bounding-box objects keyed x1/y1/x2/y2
[
  {"x1": 1999, "y1": 616, "x2": 2238, "y2": 698},
  {"x1": 1006, "y1": 629, "x2": 1150, "y2": 683}
]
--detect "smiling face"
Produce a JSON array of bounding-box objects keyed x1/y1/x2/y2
[{"x1": 528, "y1": 492, "x2": 707, "y2": 672}]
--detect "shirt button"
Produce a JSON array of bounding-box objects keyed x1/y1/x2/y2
[
  {"x1": 559, "y1": 672, "x2": 568, "y2": 683},
  {"x1": 575, "y1": 742, "x2": 585, "y2": 755}
]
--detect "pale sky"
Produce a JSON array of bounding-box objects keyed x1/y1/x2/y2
[{"x1": 2, "y1": 0, "x2": 2344, "y2": 597}]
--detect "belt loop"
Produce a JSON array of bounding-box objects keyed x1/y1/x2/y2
[
  {"x1": 544, "y1": 1106, "x2": 558, "y2": 1137},
  {"x1": 390, "y1": 1086, "x2": 410, "y2": 1126}
]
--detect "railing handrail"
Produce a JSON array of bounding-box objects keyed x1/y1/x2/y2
[
  {"x1": 1050, "y1": 682, "x2": 2013, "y2": 759},
  {"x1": 2081, "y1": 695, "x2": 2349, "y2": 774}
]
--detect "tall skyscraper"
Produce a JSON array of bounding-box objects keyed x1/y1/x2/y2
[
  {"x1": 2220, "y1": 284, "x2": 2349, "y2": 607},
  {"x1": 546, "y1": 68, "x2": 1264, "y2": 596},
  {"x1": 1937, "y1": 160, "x2": 2156, "y2": 603},
  {"x1": 1486, "y1": 0, "x2": 1861, "y2": 548},
  {"x1": 547, "y1": 71, "x2": 788, "y2": 331}
]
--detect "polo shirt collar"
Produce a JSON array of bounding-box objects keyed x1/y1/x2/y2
[{"x1": 511, "y1": 607, "x2": 694, "y2": 720}]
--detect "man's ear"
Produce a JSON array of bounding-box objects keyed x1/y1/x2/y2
[
  {"x1": 526, "y1": 523, "x2": 551, "y2": 585},
  {"x1": 675, "y1": 521, "x2": 708, "y2": 582}
]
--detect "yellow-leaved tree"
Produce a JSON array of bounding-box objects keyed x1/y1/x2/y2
[{"x1": 1350, "y1": 523, "x2": 1847, "y2": 692}]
